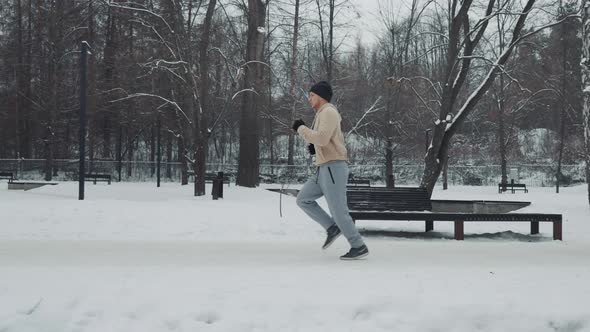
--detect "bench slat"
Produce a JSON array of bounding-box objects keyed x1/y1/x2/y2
[{"x1": 347, "y1": 187, "x2": 432, "y2": 212}]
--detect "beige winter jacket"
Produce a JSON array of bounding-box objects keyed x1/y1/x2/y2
[{"x1": 297, "y1": 103, "x2": 348, "y2": 166}]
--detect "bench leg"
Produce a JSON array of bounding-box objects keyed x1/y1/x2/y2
[
  {"x1": 425, "y1": 220, "x2": 433, "y2": 232},
  {"x1": 531, "y1": 221, "x2": 539, "y2": 235},
  {"x1": 553, "y1": 222, "x2": 562, "y2": 240},
  {"x1": 454, "y1": 221, "x2": 464, "y2": 240}
]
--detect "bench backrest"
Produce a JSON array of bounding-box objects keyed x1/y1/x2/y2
[
  {"x1": 347, "y1": 187, "x2": 432, "y2": 212},
  {"x1": 188, "y1": 172, "x2": 229, "y2": 179},
  {"x1": 499, "y1": 183, "x2": 526, "y2": 188},
  {"x1": 347, "y1": 179, "x2": 370, "y2": 188}
]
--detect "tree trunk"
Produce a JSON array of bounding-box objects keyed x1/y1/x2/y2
[
  {"x1": 103, "y1": 5, "x2": 118, "y2": 159},
  {"x1": 385, "y1": 91, "x2": 394, "y2": 187},
  {"x1": 150, "y1": 125, "x2": 156, "y2": 176},
  {"x1": 24, "y1": 0, "x2": 33, "y2": 158},
  {"x1": 237, "y1": 0, "x2": 267, "y2": 187},
  {"x1": 87, "y1": 1, "x2": 99, "y2": 162},
  {"x1": 583, "y1": 0, "x2": 590, "y2": 205},
  {"x1": 117, "y1": 125, "x2": 123, "y2": 181},
  {"x1": 178, "y1": 134, "x2": 188, "y2": 185},
  {"x1": 127, "y1": 128, "x2": 133, "y2": 178},
  {"x1": 442, "y1": 156, "x2": 448, "y2": 190},
  {"x1": 194, "y1": 0, "x2": 217, "y2": 196},
  {"x1": 498, "y1": 87, "x2": 508, "y2": 185},
  {"x1": 328, "y1": 0, "x2": 334, "y2": 81},
  {"x1": 556, "y1": 107, "x2": 566, "y2": 193},
  {"x1": 287, "y1": 0, "x2": 300, "y2": 166},
  {"x1": 556, "y1": 19, "x2": 568, "y2": 194},
  {"x1": 166, "y1": 131, "x2": 172, "y2": 179},
  {"x1": 495, "y1": 4, "x2": 508, "y2": 186},
  {"x1": 15, "y1": 0, "x2": 25, "y2": 158},
  {"x1": 499, "y1": 118, "x2": 508, "y2": 184}
]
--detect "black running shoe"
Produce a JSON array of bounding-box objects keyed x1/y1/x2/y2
[
  {"x1": 322, "y1": 224, "x2": 342, "y2": 249},
  {"x1": 340, "y1": 245, "x2": 369, "y2": 260}
]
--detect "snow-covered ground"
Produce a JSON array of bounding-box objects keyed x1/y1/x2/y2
[{"x1": 1, "y1": 181, "x2": 589, "y2": 332}]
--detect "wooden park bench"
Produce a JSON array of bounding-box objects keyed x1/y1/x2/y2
[
  {"x1": 347, "y1": 187, "x2": 562, "y2": 240},
  {"x1": 0, "y1": 171, "x2": 15, "y2": 183},
  {"x1": 84, "y1": 173, "x2": 112, "y2": 185},
  {"x1": 498, "y1": 179, "x2": 528, "y2": 193}
]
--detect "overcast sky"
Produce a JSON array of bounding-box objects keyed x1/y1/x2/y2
[{"x1": 352, "y1": 0, "x2": 412, "y2": 47}]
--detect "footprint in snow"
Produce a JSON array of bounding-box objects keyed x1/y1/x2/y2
[{"x1": 194, "y1": 311, "x2": 220, "y2": 325}]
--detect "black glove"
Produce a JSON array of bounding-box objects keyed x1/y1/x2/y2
[
  {"x1": 308, "y1": 143, "x2": 316, "y2": 155},
  {"x1": 292, "y1": 119, "x2": 305, "y2": 132}
]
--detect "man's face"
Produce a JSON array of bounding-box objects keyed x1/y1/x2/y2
[{"x1": 308, "y1": 92, "x2": 322, "y2": 110}]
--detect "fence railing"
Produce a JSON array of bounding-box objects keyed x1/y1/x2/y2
[{"x1": 0, "y1": 159, "x2": 585, "y2": 187}]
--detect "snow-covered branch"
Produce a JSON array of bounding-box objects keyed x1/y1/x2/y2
[
  {"x1": 402, "y1": 43, "x2": 447, "y2": 67},
  {"x1": 232, "y1": 88, "x2": 260, "y2": 100},
  {"x1": 446, "y1": 0, "x2": 538, "y2": 135},
  {"x1": 346, "y1": 97, "x2": 383, "y2": 139},
  {"x1": 140, "y1": 60, "x2": 187, "y2": 84},
  {"x1": 514, "y1": 13, "x2": 581, "y2": 44},
  {"x1": 387, "y1": 76, "x2": 441, "y2": 116},
  {"x1": 98, "y1": 0, "x2": 175, "y2": 35},
  {"x1": 128, "y1": 18, "x2": 177, "y2": 58},
  {"x1": 209, "y1": 47, "x2": 238, "y2": 85}
]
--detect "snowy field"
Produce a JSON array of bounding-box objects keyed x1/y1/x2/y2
[{"x1": 1, "y1": 181, "x2": 589, "y2": 332}]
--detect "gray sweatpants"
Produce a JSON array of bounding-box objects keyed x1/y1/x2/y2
[{"x1": 296, "y1": 160, "x2": 365, "y2": 248}]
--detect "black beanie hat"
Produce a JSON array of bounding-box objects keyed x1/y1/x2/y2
[{"x1": 310, "y1": 81, "x2": 333, "y2": 102}]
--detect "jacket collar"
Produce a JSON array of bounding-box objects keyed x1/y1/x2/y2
[{"x1": 316, "y1": 103, "x2": 332, "y2": 113}]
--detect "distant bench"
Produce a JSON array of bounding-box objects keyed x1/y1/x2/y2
[
  {"x1": 8, "y1": 181, "x2": 58, "y2": 191},
  {"x1": 84, "y1": 173, "x2": 112, "y2": 185},
  {"x1": 0, "y1": 171, "x2": 15, "y2": 183},
  {"x1": 347, "y1": 187, "x2": 562, "y2": 240},
  {"x1": 187, "y1": 171, "x2": 231, "y2": 186},
  {"x1": 499, "y1": 180, "x2": 528, "y2": 193}
]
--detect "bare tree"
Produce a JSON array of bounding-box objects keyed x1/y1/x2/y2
[
  {"x1": 419, "y1": 0, "x2": 541, "y2": 195},
  {"x1": 381, "y1": 0, "x2": 429, "y2": 187},
  {"x1": 314, "y1": 0, "x2": 350, "y2": 81},
  {"x1": 103, "y1": 0, "x2": 210, "y2": 188}
]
